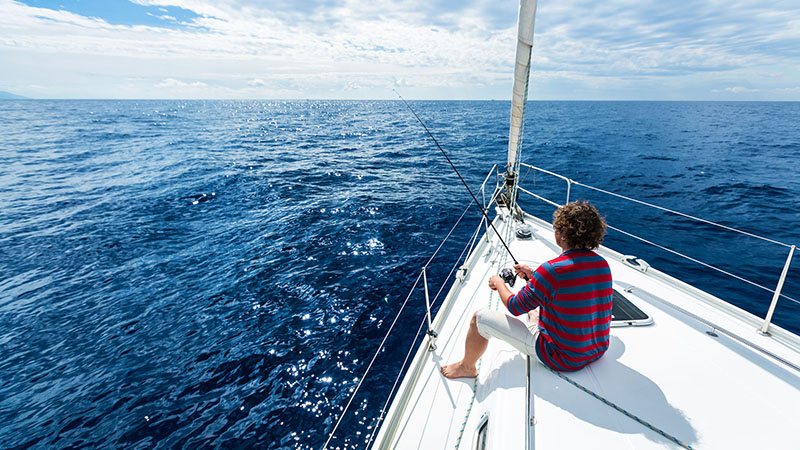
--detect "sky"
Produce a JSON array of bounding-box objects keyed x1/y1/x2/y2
[{"x1": 1, "y1": 0, "x2": 799, "y2": 100}]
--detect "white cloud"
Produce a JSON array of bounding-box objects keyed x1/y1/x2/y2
[
  {"x1": 393, "y1": 77, "x2": 411, "y2": 88},
  {"x1": 725, "y1": 86, "x2": 760, "y2": 93},
  {"x1": 712, "y1": 86, "x2": 761, "y2": 94},
  {"x1": 145, "y1": 12, "x2": 177, "y2": 21},
  {"x1": 154, "y1": 78, "x2": 207, "y2": 88},
  {"x1": 0, "y1": 0, "x2": 799, "y2": 99}
]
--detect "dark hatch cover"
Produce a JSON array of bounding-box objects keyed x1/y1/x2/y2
[{"x1": 612, "y1": 289, "x2": 650, "y2": 323}]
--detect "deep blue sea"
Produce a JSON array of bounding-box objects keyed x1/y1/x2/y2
[{"x1": 1, "y1": 100, "x2": 799, "y2": 449}]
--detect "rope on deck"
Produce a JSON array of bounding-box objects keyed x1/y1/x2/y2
[
  {"x1": 455, "y1": 222, "x2": 508, "y2": 450},
  {"x1": 546, "y1": 366, "x2": 694, "y2": 450},
  {"x1": 450, "y1": 210, "x2": 693, "y2": 450},
  {"x1": 453, "y1": 359, "x2": 482, "y2": 450}
]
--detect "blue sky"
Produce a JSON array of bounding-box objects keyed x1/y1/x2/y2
[
  {"x1": 14, "y1": 0, "x2": 201, "y2": 27},
  {"x1": 1, "y1": 0, "x2": 799, "y2": 100}
]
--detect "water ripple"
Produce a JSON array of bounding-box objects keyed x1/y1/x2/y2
[{"x1": 0, "y1": 100, "x2": 798, "y2": 449}]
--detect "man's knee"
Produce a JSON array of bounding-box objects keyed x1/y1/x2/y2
[
  {"x1": 472, "y1": 309, "x2": 489, "y2": 325},
  {"x1": 472, "y1": 309, "x2": 492, "y2": 330}
]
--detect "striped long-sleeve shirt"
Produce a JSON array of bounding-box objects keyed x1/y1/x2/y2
[{"x1": 507, "y1": 249, "x2": 613, "y2": 371}]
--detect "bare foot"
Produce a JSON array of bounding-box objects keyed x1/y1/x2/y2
[{"x1": 440, "y1": 361, "x2": 478, "y2": 379}]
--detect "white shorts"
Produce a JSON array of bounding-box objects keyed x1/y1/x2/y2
[{"x1": 475, "y1": 309, "x2": 539, "y2": 356}]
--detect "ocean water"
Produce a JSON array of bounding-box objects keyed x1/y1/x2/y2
[{"x1": 1, "y1": 100, "x2": 798, "y2": 449}]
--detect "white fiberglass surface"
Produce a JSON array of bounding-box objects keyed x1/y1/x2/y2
[{"x1": 375, "y1": 213, "x2": 800, "y2": 450}]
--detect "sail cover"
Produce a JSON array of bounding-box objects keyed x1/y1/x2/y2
[{"x1": 507, "y1": 0, "x2": 538, "y2": 171}]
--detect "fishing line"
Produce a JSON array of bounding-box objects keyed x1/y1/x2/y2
[{"x1": 394, "y1": 90, "x2": 520, "y2": 265}]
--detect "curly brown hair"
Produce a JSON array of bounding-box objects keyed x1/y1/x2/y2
[{"x1": 552, "y1": 201, "x2": 607, "y2": 250}]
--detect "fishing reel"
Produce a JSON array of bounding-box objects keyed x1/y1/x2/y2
[{"x1": 500, "y1": 268, "x2": 517, "y2": 287}]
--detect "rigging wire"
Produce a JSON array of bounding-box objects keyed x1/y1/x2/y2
[
  {"x1": 319, "y1": 270, "x2": 423, "y2": 450},
  {"x1": 424, "y1": 197, "x2": 476, "y2": 268},
  {"x1": 394, "y1": 90, "x2": 520, "y2": 265},
  {"x1": 321, "y1": 198, "x2": 480, "y2": 450},
  {"x1": 568, "y1": 178, "x2": 795, "y2": 249},
  {"x1": 364, "y1": 214, "x2": 485, "y2": 449},
  {"x1": 517, "y1": 184, "x2": 800, "y2": 306}
]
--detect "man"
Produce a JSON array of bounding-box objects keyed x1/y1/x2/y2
[{"x1": 441, "y1": 201, "x2": 612, "y2": 378}]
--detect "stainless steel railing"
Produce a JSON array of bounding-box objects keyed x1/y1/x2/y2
[{"x1": 517, "y1": 162, "x2": 798, "y2": 335}]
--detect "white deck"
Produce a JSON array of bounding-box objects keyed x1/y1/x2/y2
[{"x1": 372, "y1": 211, "x2": 800, "y2": 450}]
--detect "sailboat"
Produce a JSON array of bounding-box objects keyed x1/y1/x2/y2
[{"x1": 324, "y1": 0, "x2": 800, "y2": 448}]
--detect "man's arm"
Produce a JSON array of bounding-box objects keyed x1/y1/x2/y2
[
  {"x1": 488, "y1": 276, "x2": 538, "y2": 323},
  {"x1": 491, "y1": 263, "x2": 556, "y2": 316}
]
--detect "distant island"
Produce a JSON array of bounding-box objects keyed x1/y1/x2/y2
[{"x1": 0, "y1": 90, "x2": 28, "y2": 99}]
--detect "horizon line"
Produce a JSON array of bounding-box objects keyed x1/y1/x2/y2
[{"x1": 2, "y1": 98, "x2": 798, "y2": 102}]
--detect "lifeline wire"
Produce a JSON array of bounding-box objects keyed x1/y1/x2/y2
[
  {"x1": 394, "y1": 90, "x2": 520, "y2": 265},
  {"x1": 368, "y1": 210, "x2": 490, "y2": 448},
  {"x1": 319, "y1": 271, "x2": 424, "y2": 450},
  {"x1": 328, "y1": 199, "x2": 482, "y2": 450}
]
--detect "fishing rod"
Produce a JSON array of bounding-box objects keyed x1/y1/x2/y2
[{"x1": 394, "y1": 90, "x2": 521, "y2": 268}]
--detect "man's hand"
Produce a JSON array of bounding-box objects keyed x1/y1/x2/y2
[
  {"x1": 514, "y1": 264, "x2": 533, "y2": 281},
  {"x1": 488, "y1": 275, "x2": 504, "y2": 291},
  {"x1": 489, "y1": 274, "x2": 514, "y2": 311}
]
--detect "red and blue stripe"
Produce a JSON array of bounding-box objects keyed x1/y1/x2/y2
[{"x1": 507, "y1": 250, "x2": 612, "y2": 371}]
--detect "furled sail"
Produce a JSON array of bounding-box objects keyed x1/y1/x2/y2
[{"x1": 507, "y1": 0, "x2": 538, "y2": 173}]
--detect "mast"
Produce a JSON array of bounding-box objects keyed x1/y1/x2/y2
[{"x1": 506, "y1": 0, "x2": 538, "y2": 210}]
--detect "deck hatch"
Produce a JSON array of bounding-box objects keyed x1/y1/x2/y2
[{"x1": 611, "y1": 289, "x2": 653, "y2": 326}]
